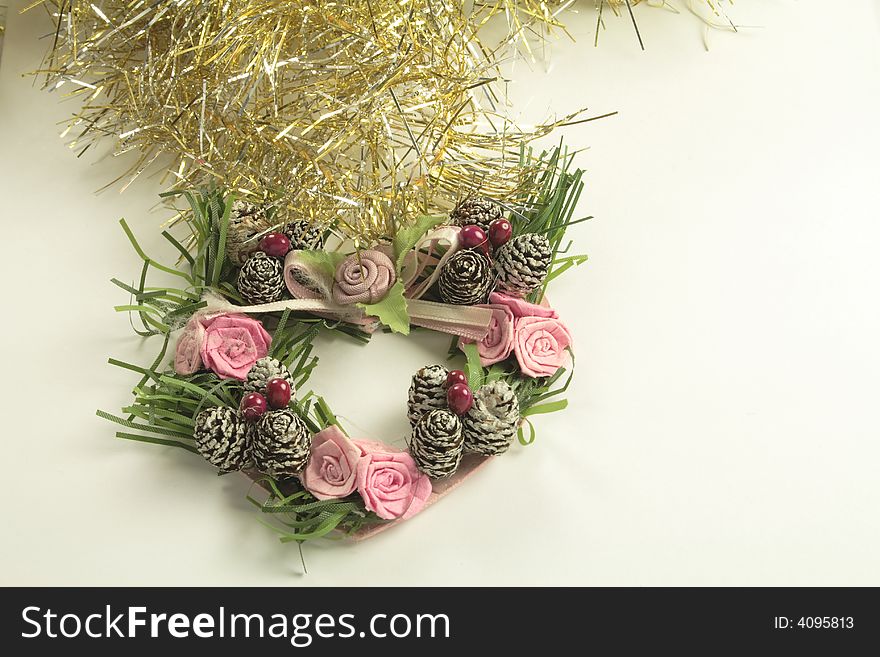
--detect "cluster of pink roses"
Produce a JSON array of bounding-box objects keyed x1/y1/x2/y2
[
  {"x1": 460, "y1": 291, "x2": 572, "y2": 378},
  {"x1": 174, "y1": 312, "x2": 272, "y2": 380},
  {"x1": 301, "y1": 426, "x2": 431, "y2": 521}
]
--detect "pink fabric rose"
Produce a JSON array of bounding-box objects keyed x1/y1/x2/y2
[
  {"x1": 332, "y1": 249, "x2": 396, "y2": 305},
  {"x1": 199, "y1": 314, "x2": 272, "y2": 380},
  {"x1": 458, "y1": 303, "x2": 514, "y2": 366},
  {"x1": 301, "y1": 425, "x2": 362, "y2": 500},
  {"x1": 356, "y1": 444, "x2": 432, "y2": 521},
  {"x1": 174, "y1": 317, "x2": 206, "y2": 375},
  {"x1": 513, "y1": 316, "x2": 573, "y2": 378},
  {"x1": 489, "y1": 291, "x2": 559, "y2": 319}
]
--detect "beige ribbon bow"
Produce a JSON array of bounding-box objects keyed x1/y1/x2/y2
[{"x1": 204, "y1": 228, "x2": 494, "y2": 341}]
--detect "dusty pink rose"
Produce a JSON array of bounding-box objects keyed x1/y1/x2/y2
[
  {"x1": 301, "y1": 425, "x2": 362, "y2": 500},
  {"x1": 356, "y1": 446, "x2": 432, "y2": 521},
  {"x1": 174, "y1": 317, "x2": 206, "y2": 375},
  {"x1": 489, "y1": 291, "x2": 559, "y2": 319},
  {"x1": 458, "y1": 303, "x2": 514, "y2": 366},
  {"x1": 332, "y1": 249, "x2": 396, "y2": 305},
  {"x1": 513, "y1": 316, "x2": 572, "y2": 378},
  {"x1": 199, "y1": 314, "x2": 272, "y2": 380}
]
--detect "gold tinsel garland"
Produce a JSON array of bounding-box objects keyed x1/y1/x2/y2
[
  {"x1": 32, "y1": 0, "x2": 591, "y2": 243},
  {"x1": 30, "y1": 0, "x2": 739, "y2": 242}
]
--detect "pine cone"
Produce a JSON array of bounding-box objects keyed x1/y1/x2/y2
[
  {"x1": 251, "y1": 409, "x2": 312, "y2": 478},
  {"x1": 407, "y1": 364, "x2": 448, "y2": 426},
  {"x1": 410, "y1": 409, "x2": 464, "y2": 478},
  {"x1": 194, "y1": 407, "x2": 251, "y2": 472},
  {"x1": 462, "y1": 380, "x2": 520, "y2": 456},
  {"x1": 283, "y1": 220, "x2": 325, "y2": 250},
  {"x1": 438, "y1": 250, "x2": 494, "y2": 305},
  {"x1": 450, "y1": 197, "x2": 503, "y2": 233},
  {"x1": 245, "y1": 356, "x2": 295, "y2": 394},
  {"x1": 238, "y1": 251, "x2": 285, "y2": 304},
  {"x1": 227, "y1": 200, "x2": 266, "y2": 266},
  {"x1": 494, "y1": 233, "x2": 552, "y2": 297}
]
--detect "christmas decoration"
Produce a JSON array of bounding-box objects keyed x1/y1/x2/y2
[
  {"x1": 488, "y1": 219, "x2": 513, "y2": 248},
  {"x1": 194, "y1": 407, "x2": 251, "y2": 472},
  {"x1": 237, "y1": 252, "x2": 285, "y2": 305},
  {"x1": 447, "y1": 383, "x2": 475, "y2": 416},
  {"x1": 494, "y1": 233, "x2": 552, "y2": 297},
  {"x1": 407, "y1": 365, "x2": 449, "y2": 426},
  {"x1": 460, "y1": 225, "x2": 490, "y2": 251},
  {"x1": 450, "y1": 197, "x2": 504, "y2": 234},
  {"x1": 245, "y1": 357, "x2": 295, "y2": 395},
  {"x1": 265, "y1": 378, "x2": 292, "y2": 410},
  {"x1": 438, "y1": 250, "x2": 494, "y2": 306},
  {"x1": 410, "y1": 409, "x2": 465, "y2": 479},
  {"x1": 446, "y1": 370, "x2": 469, "y2": 388},
  {"x1": 100, "y1": 145, "x2": 585, "y2": 548},
  {"x1": 226, "y1": 201, "x2": 266, "y2": 266},
  {"x1": 251, "y1": 409, "x2": 312, "y2": 479},
  {"x1": 63, "y1": 0, "x2": 759, "y2": 557},
  {"x1": 240, "y1": 392, "x2": 268, "y2": 422},
  {"x1": 259, "y1": 233, "x2": 291, "y2": 258},
  {"x1": 283, "y1": 220, "x2": 325, "y2": 251},
  {"x1": 462, "y1": 381, "x2": 520, "y2": 456}
]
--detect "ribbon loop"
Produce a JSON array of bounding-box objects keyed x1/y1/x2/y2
[{"x1": 201, "y1": 286, "x2": 492, "y2": 342}]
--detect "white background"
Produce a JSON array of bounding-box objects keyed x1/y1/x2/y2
[{"x1": 1, "y1": 0, "x2": 879, "y2": 586}]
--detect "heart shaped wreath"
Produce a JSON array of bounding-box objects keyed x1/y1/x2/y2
[{"x1": 100, "y1": 146, "x2": 588, "y2": 543}]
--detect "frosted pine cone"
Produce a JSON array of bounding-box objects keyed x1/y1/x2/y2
[
  {"x1": 450, "y1": 197, "x2": 503, "y2": 233},
  {"x1": 194, "y1": 407, "x2": 251, "y2": 472},
  {"x1": 494, "y1": 233, "x2": 552, "y2": 297},
  {"x1": 462, "y1": 380, "x2": 520, "y2": 456},
  {"x1": 438, "y1": 250, "x2": 494, "y2": 305},
  {"x1": 227, "y1": 200, "x2": 266, "y2": 266},
  {"x1": 251, "y1": 409, "x2": 311, "y2": 478},
  {"x1": 407, "y1": 365, "x2": 449, "y2": 426},
  {"x1": 283, "y1": 220, "x2": 325, "y2": 250},
  {"x1": 245, "y1": 356, "x2": 295, "y2": 394},
  {"x1": 238, "y1": 251, "x2": 285, "y2": 304},
  {"x1": 410, "y1": 409, "x2": 464, "y2": 478}
]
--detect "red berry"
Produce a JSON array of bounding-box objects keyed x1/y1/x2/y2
[
  {"x1": 259, "y1": 232, "x2": 291, "y2": 258},
  {"x1": 446, "y1": 369, "x2": 468, "y2": 388},
  {"x1": 447, "y1": 382, "x2": 473, "y2": 415},
  {"x1": 240, "y1": 392, "x2": 268, "y2": 422},
  {"x1": 488, "y1": 219, "x2": 513, "y2": 248},
  {"x1": 459, "y1": 224, "x2": 488, "y2": 251},
  {"x1": 265, "y1": 378, "x2": 292, "y2": 409}
]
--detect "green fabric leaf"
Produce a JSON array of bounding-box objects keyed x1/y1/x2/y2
[
  {"x1": 357, "y1": 281, "x2": 410, "y2": 335},
  {"x1": 294, "y1": 249, "x2": 347, "y2": 282},
  {"x1": 460, "y1": 342, "x2": 485, "y2": 390},
  {"x1": 392, "y1": 214, "x2": 446, "y2": 273}
]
